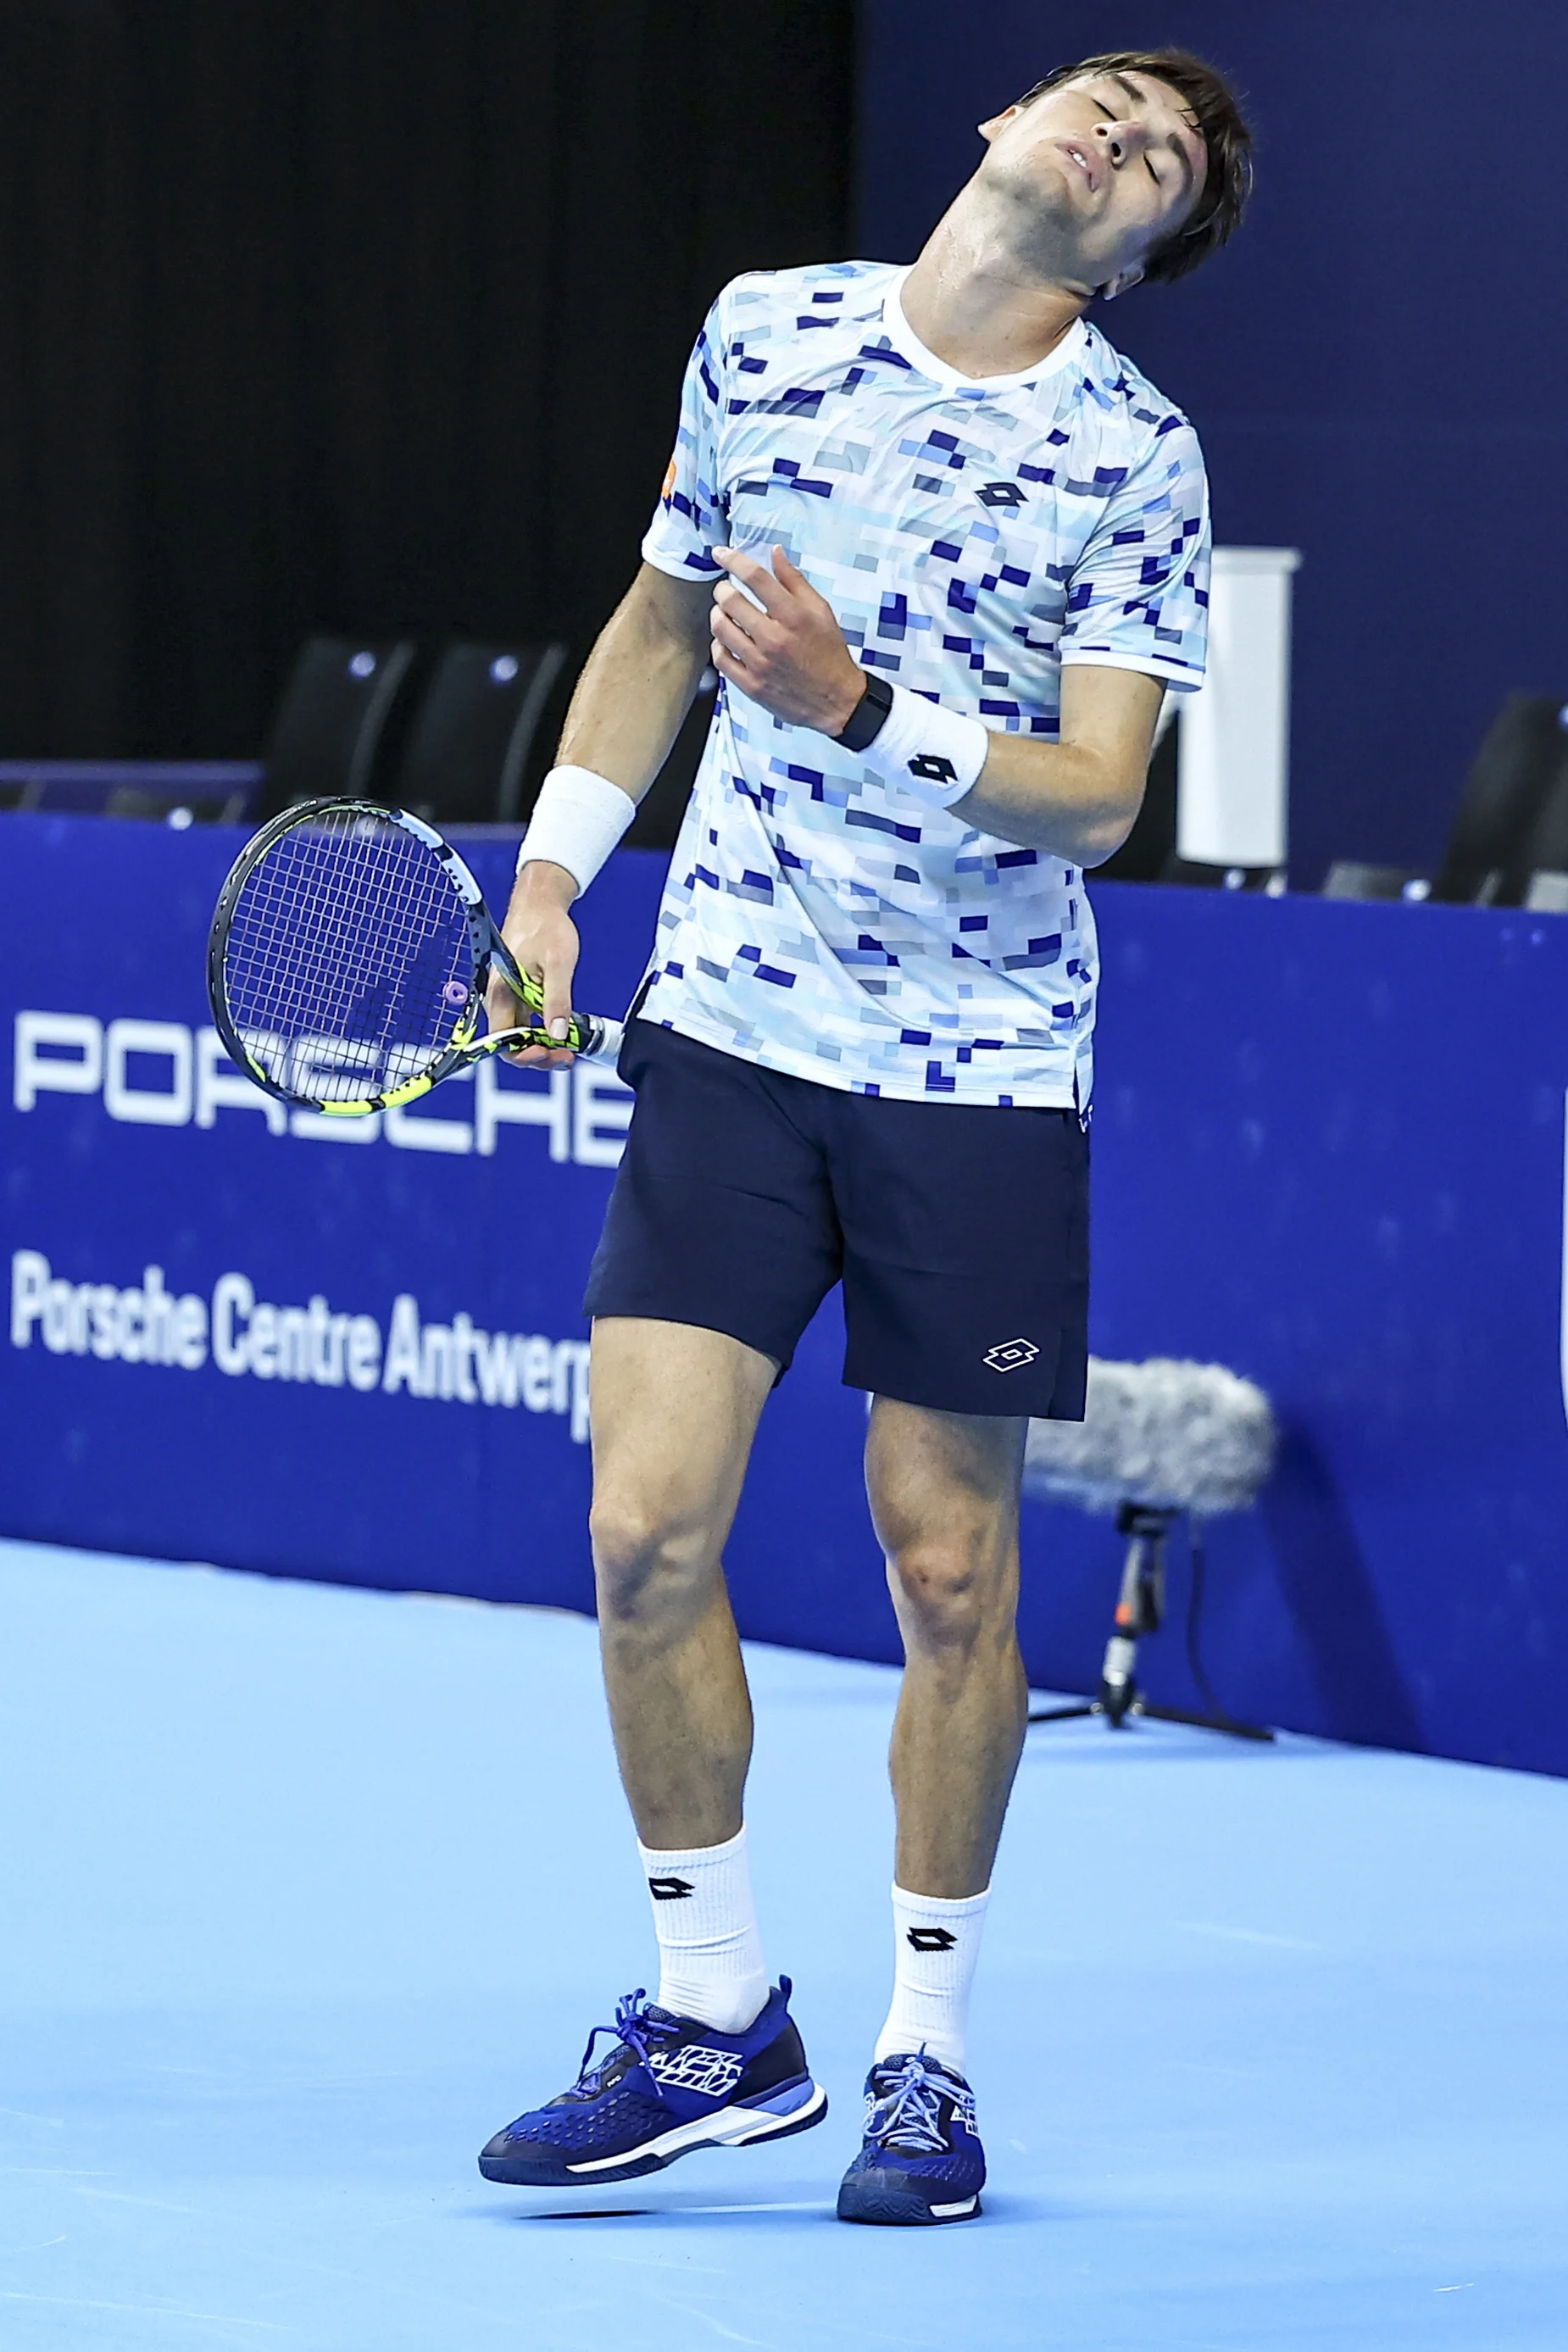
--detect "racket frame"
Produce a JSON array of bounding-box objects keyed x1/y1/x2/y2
[{"x1": 207, "y1": 798, "x2": 617, "y2": 1116}]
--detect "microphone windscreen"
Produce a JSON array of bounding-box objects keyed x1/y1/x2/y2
[{"x1": 1024, "y1": 1357, "x2": 1276, "y2": 1517}]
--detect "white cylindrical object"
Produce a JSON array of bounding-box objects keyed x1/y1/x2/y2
[{"x1": 1177, "y1": 547, "x2": 1301, "y2": 871}]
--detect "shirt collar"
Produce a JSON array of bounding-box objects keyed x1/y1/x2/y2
[{"x1": 876, "y1": 265, "x2": 1088, "y2": 396}]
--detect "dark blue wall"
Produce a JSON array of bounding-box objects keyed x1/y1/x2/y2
[
  {"x1": 855, "y1": 3, "x2": 1568, "y2": 887},
  {"x1": 8, "y1": 819, "x2": 1568, "y2": 1777}
]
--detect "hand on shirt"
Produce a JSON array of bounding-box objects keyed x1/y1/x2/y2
[{"x1": 709, "y1": 545, "x2": 866, "y2": 737}]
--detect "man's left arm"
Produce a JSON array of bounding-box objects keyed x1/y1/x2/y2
[
  {"x1": 945, "y1": 662, "x2": 1164, "y2": 865},
  {"x1": 709, "y1": 543, "x2": 1165, "y2": 869}
]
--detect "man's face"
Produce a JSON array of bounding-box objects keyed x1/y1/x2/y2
[{"x1": 977, "y1": 69, "x2": 1209, "y2": 294}]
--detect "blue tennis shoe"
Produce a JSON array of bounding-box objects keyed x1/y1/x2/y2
[
  {"x1": 836, "y1": 2050, "x2": 986, "y2": 2224},
  {"x1": 479, "y1": 1978, "x2": 826, "y2": 2188}
]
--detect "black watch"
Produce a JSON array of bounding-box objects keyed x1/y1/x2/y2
[{"x1": 832, "y1": 670, "x2": 894, "y2": 751}]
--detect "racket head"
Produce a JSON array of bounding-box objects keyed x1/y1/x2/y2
[{"x1": 208, "y1": 799, "x2": 498, "y2": 1114}]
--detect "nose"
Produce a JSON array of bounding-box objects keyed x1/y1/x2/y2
[{"x1": 1093, "y1": 116, "x2": 1149, "y2": 170}]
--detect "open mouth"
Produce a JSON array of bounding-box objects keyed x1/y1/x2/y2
[{"x1": 1057, "y1": 139, "x2": 1101, "y2": 194}]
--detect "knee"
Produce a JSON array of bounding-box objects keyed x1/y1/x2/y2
[
  {"x1": 886, "y1": 1533, "x2": 1011, "y2": 1654},
  {"x1": 589, "y1": 1495, "x2": 714, "y2": 1628}
]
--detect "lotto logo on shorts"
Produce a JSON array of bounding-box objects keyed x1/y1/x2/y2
[{"x1": 983, "y1": 1337, "x2": 1039, "y2": 1373}]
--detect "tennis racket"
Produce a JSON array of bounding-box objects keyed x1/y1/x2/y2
[{"x1": 207, "y1": 798, "x2": 624, "y2": 1117}]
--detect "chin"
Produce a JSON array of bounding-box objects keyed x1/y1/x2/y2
[{"x1": 987, "y1": 149, "x2": 1080, "y2": 241}]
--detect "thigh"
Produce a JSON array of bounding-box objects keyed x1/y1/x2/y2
[
  {"x1": 834, "y1": 1096, "x2": 1089, "y2": 1421},
  {"x1": 583, "y1": 1022, "x2": 842, "y2": 1377},
  {"x1": 590, "y1": 1315, "x2": 778, "y2": 1560}
]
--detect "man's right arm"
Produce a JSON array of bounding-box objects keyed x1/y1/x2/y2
[{"x1": 489, "y1": 562, "x2": 714, "y2": 1063}]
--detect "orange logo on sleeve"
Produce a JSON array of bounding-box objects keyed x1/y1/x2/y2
[{"x1": 661, "y1": 453, "x2": 677, "y2": 505}]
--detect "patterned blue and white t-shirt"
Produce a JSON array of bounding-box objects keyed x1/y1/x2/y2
[{"x1": 637, "y1": 259, "x2": 1210, "y2": 1108}]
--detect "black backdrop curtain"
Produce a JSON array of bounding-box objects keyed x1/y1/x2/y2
[{"x1": 0, "y1": 0, "x2": 855, "y2": 760}]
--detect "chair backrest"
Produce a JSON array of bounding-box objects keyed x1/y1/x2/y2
[
  {"x1": 1510, "y1": 721, "x2": 1568, "y2": 891},
  {"x1": 1432, "y1": 696, "x2": 1568, "y2": 904},
  {"x1": 103, "y1": 787, "x2": 250, "y2": 826},
  {"x1": 259, "y1": 637, "x2": 417, "y2": 817},
  {"x1": 394, "y1": 642, "x2": 567, "y2": 826}
]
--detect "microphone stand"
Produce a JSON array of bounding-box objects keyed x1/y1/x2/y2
[{"x1": 1027, "y1": 1504, "x2": 1273, "y2": 1743}]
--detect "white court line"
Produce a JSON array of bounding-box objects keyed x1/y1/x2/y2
[
  {"x1": 1177, "y1": 1921, "x2": 1322, "y2": 1950},
  {"x1": 0, "y1": 2293, "x2": 289, "y2": 2332}
]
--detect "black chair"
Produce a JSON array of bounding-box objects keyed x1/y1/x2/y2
[
  {"x1": 1430, "y1": 696, "x2": 1568, "y2": 904},
  {"x1": 103, "y1": 787, "x2": 251, "y2": 825},
  {"x1": 259, "y1": 637, "x2": 417, "y2": 818},
  {"x1": 395, "y1": 641, "x2": 568, "y2": 826},
  {"x1": 1508, "y1": 722, "x2": 1568, "y2": 906},
  {"x1": 1321, "y1": 696, "x2": 1568, "y2": 906}
]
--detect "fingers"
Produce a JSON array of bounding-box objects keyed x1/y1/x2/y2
[
  {"x1": 764, "y1": 542, "x2": 826, "y2": 620},
  {"x1": 709, "y1": 636, "x2": 747, "y2": 699},
  {"x1": 712, "y1": 575, "x2": 782, "y2": 645},
  {"x1": 498, "y1": 1012, "x2": 574, "y2": 1069},
  {"x1": 539, "y1": 933, "x2": 581, "y2": 1058},
  {"x1": 710, "y1": 592, "x2": 767, "y2": 670},
  {"x1": 770, "y1": 542, "x2": 806, "y2": 591},
  {"x1": 491, "y1": 921, "x2": 579, "y2": 1068},
  {"x1": 708, "y1": 541, "x2": 856, "y2": 730},
  {"x1": 503, "y1": 1037, "x2": 571, "y2": 1068},
  {"x1": 712, "y1": 542, "x2": 789, "y2": 614}
]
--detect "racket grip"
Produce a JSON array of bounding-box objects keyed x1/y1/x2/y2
[
  {"x1": 572, "y1": 1014, "x2": 625, "y2": 1068},
  {"x1": 488, "y1": 937, "x2": 621, "y2": 1067}
]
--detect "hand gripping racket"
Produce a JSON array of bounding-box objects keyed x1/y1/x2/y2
[{"x1": 207, "y1": 798, "x2": 624, "y2": 1117}]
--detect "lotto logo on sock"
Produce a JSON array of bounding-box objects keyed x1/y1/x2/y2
[
  {"x1": 907, "y1": 1927, "x2": 957, "y2": 1952},
  {"x1": 648, "y1": 1875, "x2": 694, "y2": 1901},
  {"x1": 983, "y1": 1337, "x2": 1038, "y2": 1373}
]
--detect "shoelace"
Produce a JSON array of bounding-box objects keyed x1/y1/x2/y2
[
  {"x1": 570, "y1": 1988, "x2": 677, "y2": 2095},
  {"x1": 868, "y1": 2055, "x2": 956, "y2": 2155}
]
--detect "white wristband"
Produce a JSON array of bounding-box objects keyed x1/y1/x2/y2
[
  {"x1": 516, "y1": 765, "x2": 636, "y2": 896},
  {"x1": 858, "y1": 685, "x2": 990, "y2": 809}
]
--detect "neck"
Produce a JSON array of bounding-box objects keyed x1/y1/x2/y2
[{"x1": 899, "y1": 186, "x2": 1091, "y2": 379}]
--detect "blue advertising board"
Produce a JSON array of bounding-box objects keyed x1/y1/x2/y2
[{"x1": 3, "y1": 812, "x2": 1566, "y2": 1776}]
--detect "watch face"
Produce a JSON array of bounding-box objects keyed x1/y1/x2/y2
[{"x1": 838, "y1": 674, "x2": 892, "y2": 748}]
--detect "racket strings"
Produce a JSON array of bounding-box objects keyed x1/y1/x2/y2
[{"x1": 222, "y1": 809, "x2": 475, "y2": 1101}]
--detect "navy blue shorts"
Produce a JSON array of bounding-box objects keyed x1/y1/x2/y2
[{"x1": 583, "y1": 1021, "x2": 1088, "y2": 1421}]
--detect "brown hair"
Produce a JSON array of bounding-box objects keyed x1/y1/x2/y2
[{"x1": 1013, "y1": 48, "x2": 1253, "y2": 285}]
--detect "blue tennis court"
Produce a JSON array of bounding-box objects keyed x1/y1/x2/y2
[{"x1": 3, "y1": 1537, "x2": 1562, "y2": 2350}]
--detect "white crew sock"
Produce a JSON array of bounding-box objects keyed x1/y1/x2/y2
[
  {"x1": 873, "y1": 1882, "x2": 992, "y2": 2075},
  {"x1": 636, "y1": 1825, "x2": 770, "y2": 2033}
]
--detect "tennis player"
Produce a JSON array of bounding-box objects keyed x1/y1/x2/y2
[{"x1": 479, "y1": 48, "x2": 1251, "y2": 2224}]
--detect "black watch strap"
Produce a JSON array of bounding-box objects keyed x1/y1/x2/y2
[{"x1": 832, "y1": 670, "x2": 895, "y2": 751}]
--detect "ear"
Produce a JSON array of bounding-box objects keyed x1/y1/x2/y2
[
  {"x1": 1099, "y1": 263, "x2": 1146, "y2": 302},
  {"x1": 976, "y1": 103, "x2": 1020, "y2": 147}
]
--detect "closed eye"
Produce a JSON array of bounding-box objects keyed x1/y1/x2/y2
[{"x1": 1091, "y1": 90, "x2": 1165, "y2": 186}]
